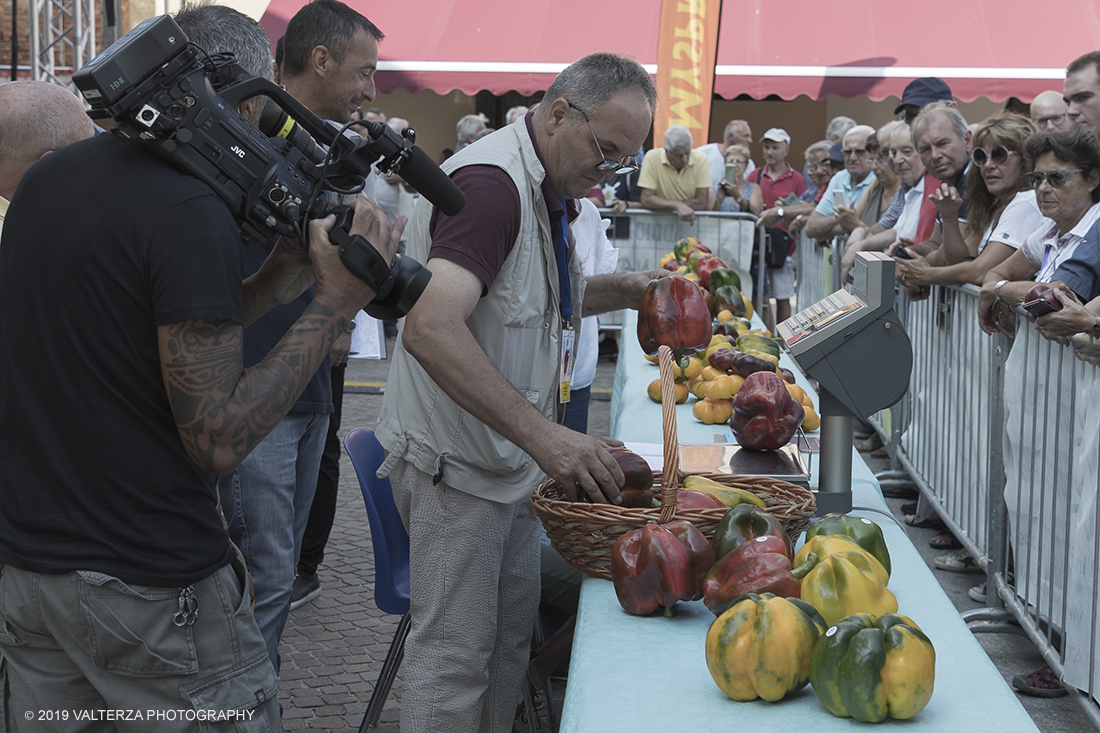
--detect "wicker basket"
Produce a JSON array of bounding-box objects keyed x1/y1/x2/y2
[{"x1": 532, "y1": 344, "x2": 816, "y2": 580}]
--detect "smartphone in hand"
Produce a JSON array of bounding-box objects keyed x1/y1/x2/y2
[
  {"x1": 894, "y1": 246, "x2": 914, "y2": 260},
  {"x1": 833, "y1": 191, "x2": 845, "y2": 210}
]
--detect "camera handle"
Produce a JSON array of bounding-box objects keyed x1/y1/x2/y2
[{"x1": 326, "y1": 206, "x2": 433, "y2": 320}]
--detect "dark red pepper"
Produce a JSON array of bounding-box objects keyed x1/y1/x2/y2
[
  {"x1": 676, "y1": 489, "x2": 727, "y2": 509},
  {"x1": 611, "y1": 521, "x2": 716, "y2": 616},
  {"x1": 708, "y1": 348, "x2": 775, "y2": 378},
  {"x1": 606, "y1": 446, "x2": 656, "y2": 508},
  {"x1": 731, "y1": 371, "x2": 805, "y2": 451},
  {"x1": 636, "y1": 276, "x2": 712, "y2": 361},
  {"x1": 713, "y1": 503, "x2": 792, "y2": 559},
  {"x1": 701, "y1": 535, "x2": 818, "y2": 616}
]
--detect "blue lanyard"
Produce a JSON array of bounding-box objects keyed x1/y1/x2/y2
[{"x1": 554, "y1": 194, "x2": 573, "y2": 322}]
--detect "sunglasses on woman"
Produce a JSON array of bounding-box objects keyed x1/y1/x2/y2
[
  {"x1": 1024, "y1": 170, "x2": 1083, "y2": 189},
  {"x1": 971, "y1": 146, "x2": 1014, "y2": 166}
]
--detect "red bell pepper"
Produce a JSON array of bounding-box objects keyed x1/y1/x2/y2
[
  {"x1": 708, "y1": 348, "x2": 775, "y2": 379},
  {"x1": 675, "y1": 488, "x2": 727, "y2": 509},
  {"x1": 636, "y1": 276, "x2": 712, "y2": 361},
  {"x1": 611, "y1": 521, "x2": 716, "y2": 616},
  {"x1": 731, "y1": 371, "x2": 805, "y2": 451},
  {"x1": 693, "y1": 254, "x2": 729, "y2": 291},
  {"x1": 702, "y1": 535, "x2": 819, "y2": 615}
]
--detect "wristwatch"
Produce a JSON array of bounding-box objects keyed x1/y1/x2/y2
[
  {"x1": 994, "y1": 279, "x2": 1009, "y2": 304},
  {"x1": 346, "y1": 320, "x2": 357, "y2": 333},
  {"x1": 777, "y1": 207, "x2": 785, "y2": 222}
]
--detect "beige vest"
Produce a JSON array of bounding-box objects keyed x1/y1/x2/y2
[{"x1": 375, "y1": 119, "x2": 585, "y2": 504}]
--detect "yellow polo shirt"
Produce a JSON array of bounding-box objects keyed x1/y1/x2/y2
[{"x1": 637, "y1": 148, "x2": 711, "y2": 201}]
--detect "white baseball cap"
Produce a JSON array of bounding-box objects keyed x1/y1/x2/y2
[{"x1": 761, "y1": 128, "x2": 791, "y2": 144}]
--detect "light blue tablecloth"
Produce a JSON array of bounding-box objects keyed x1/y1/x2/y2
[{"x1": 559, "y1": 310, "x2": 1037, "y2": 732}]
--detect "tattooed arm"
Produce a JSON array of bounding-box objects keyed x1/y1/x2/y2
[{"x1": 158, "y1": 196, "x2": 403, "y2": 474}]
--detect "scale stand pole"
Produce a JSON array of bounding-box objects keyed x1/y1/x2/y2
[{"x1": 816, "y1": 387, "x2": 853, "y2": 515}]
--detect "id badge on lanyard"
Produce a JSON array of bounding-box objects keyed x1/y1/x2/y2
[{"x1": 559, "y1": 318, "x2": 575, "y2": 403}]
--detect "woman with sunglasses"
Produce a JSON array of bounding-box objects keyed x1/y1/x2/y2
[
  {"x1": 896, "y1": 113, "x2": 1047, "y2": 289},
  {"x1": 978, "y1": 127, "x2": 1100, "y2": 337}
]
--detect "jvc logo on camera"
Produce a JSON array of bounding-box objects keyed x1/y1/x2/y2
[{"x1": 230, "y1": 145, "x2": 246, "y2": 159}]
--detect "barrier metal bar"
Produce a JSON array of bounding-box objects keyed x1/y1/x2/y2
[
  {"x1": 793, "y1": 230, "x2": 830, "y2": 311},
  {"x1": 596, "y1": 209, "x2": 758, "y2": 328}
]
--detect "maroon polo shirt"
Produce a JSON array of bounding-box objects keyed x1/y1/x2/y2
[
  {"x1": 428, "y1": 114, "x2": 577, "y2": 295},
  {"x1": 749, "y1": 163, "x2": 807, "y2": 213}
]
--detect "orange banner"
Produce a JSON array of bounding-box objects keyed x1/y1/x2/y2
[{"x1": 653, "y1": 0, "x2": 723, "y2": 149}]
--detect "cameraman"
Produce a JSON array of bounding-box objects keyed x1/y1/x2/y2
[
  {"x1": 215, "y1": 0, "x2": 385, "y2": 672},
  {"x1": 0, "y1": 5, "x2": 400, "y2": 729}
]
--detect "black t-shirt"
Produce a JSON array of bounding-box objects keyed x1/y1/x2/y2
[{"x1": 0, "y1": 134, "x2": 242, "y2": 586}]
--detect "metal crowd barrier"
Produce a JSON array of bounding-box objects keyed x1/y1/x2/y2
[
  {"x1": 596, "y1": 209, "x2": 759, "y2": 328},
  {"x1": 862, "y1": 283, "x2": 1100, "y2": 728}
]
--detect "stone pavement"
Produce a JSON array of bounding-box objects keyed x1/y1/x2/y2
[{"x1": 277, "y1": 333, "x2": 1090, "y2": 732}]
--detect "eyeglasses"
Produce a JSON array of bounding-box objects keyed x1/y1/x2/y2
[
  {"x1": 971, "y1": 146, "x2": 1014, "y2": 166},
  {"x1": 1032, "y1": 113, "x2": 1067, "y2": 128},
  {"x1": 1025, "y1": 169, "x2": 1084, "y2": 189},
  {"x1": 567, "y1": 101, "x2": 638, "y2": 174}
]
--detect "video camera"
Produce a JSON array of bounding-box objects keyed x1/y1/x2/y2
[{"x1": 72, "y1": 14, "x2": 466, "y2": 319}]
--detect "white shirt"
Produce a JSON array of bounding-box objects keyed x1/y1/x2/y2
[
  {"x1": 893, "y1": 178, "x2": 926, "y2": 240},
  {"x1": 1023, "y1": 200, "x2": 1100, "y2": 282},
  {"x1": 977, "y1": 190, "x2": 1049, "y2": 255},
  {"x1": 571, "y1": 199, "x2": 619, "y2": 390}
]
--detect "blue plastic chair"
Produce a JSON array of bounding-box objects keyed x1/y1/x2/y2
[{"x1": 344, "y1": 427, "x2": 410, "y2": 731}]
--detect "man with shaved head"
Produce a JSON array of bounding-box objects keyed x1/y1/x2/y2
[
  {"x1": 1031, "y1": 90, "x2": 1072, "y2": 132},
  {"x1": 0, "y1": 81, "x2": 94, "y2": 235}
]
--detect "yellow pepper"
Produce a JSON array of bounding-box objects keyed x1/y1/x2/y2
[
  {"x1": 794, "y1": 534, "x2": 889, "y2": 581},
  {"x1": 703, "y1": 374, "x2": 744, "y2": 400},
  {"x1": 693, "y1": 398, "x2": 733, "y2": 425},
  {"x1": 800, "y1": 552, "x2": 898, "y2": 626},
  {"x1": 706, "y1": 593, "x2": 827, "y2": 702}
]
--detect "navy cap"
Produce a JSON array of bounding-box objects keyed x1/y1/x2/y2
[
  {"x1": 894, "y1": 77, "x2": 954, "y2": 114},
  {"x1": 828, "y1": 140, "x2": 844, "y2": 164}
]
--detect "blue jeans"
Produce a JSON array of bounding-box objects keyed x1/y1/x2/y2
[{"x1": 218, "y1": 411, "x2": 329, "y2": 675}]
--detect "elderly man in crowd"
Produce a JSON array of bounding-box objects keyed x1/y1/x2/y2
[
  {"x1": 900, "y1": 105, "x2": 973, "y2": 264},
  {"x1": 455, "y1": 112, "x2": 488, "y2": 152},
  {"x1": 0, "y1": 81, "x2": 94, "y2": 235},
  {"x1": 747, "y1": 128, "x2": 806, "y2": 326},
  {"x1": 841, "y1": 121, "x2": 937, "y2": 282},
  {"x1": 804, "y1": 124, "x2": 878, "y2": 240},
  {"x1": 1065, "y1": 51, "x2": 1100, "y2": 136},
  {"x1": 639, "y1": 124, "x2": 711, "y2": 223},
  {"x1": 1031, "y1": 90, "x2": 1072, "y2": 132},
  {"x1": 375, "y1": 53, "x2": 666, "y2": 731},
  {"x1": 698, "y1": 118, "x2": 755, "y2": 191}
]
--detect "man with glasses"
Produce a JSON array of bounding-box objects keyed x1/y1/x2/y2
[
  {"x1": 639, "y1": 124, "x2": 712, "y2": 223},
  {"x1": 374, "y1": 53, "x2": 665, "y2": 732},
  {"x1": 804, "y1": 124, "x2": 878, "y2": 240},
  {"x1": 1031, "y1": 90, "x2": 1072, "y2": 132}
]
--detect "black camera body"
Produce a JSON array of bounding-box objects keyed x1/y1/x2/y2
[{"x1": 72, "y1": 14, "x2": 456, "y2": 319}]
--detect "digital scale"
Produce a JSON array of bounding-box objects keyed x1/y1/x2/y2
[{"x1": 776, "y1": 252, "x2": 913, "y2": 514}]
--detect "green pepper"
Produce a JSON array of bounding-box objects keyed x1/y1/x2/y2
[
  {"x1": 708, "y1": 267, "x2": 742, "y2": 294},
  {"x1": 713, "y1": 503, "x2": 792, "y2": 560},
  {"x1": 710, "y1": 284, "x2": 747, "y2": 318},
  {"x1": 810, "y1": 613, "x2": 936, "y2": 722},
  {"x1": 806, "y1": 513, "x2": 891, "y2": 577},
  {"x1": 674, "y1": 236, "x2": 706, "y2": 261}
]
